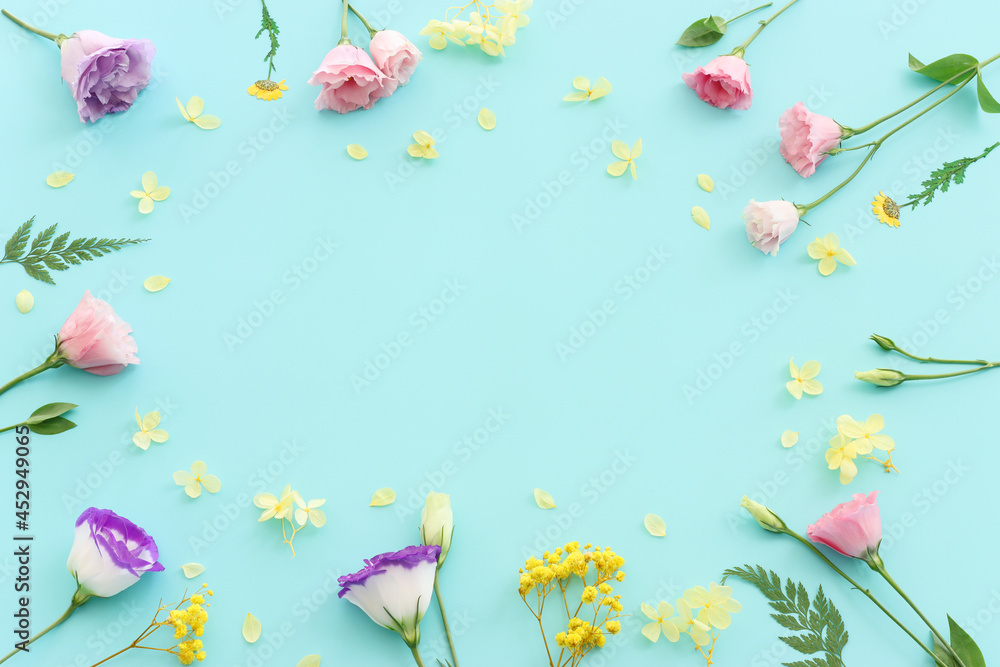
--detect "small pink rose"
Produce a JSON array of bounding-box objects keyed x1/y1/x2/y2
[
  {"x1": 369, "y1": 29, "x2": 422, "y2": 91},
  {"x1": 807, "y1": 491, "x2": 882, "y2": 561},
  {"x1": 307, "y1": 44, "x2": 387, "y2": 114},
  {"x1": 56, "y1": 291, "x2": 139, "y2": 376},
  {"x1": 779, "y1": 102, "x2": 846, "y2": 177},
  {"x1": 682, "y1": 55, "x2": 752, "y2": 110},
  {"x1": 743, "y1": 199, "x2": 801, "y2": 256}
]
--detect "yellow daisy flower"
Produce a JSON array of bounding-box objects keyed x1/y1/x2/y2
[
  {"x1": 806, "y1": 233, "x2": 856, "y2": 276},
  {"x1": 248, "y1": 79, "x2": 289, "y2": 101},
  {"x1": 872, "y1": 191, "x2": 900, "y2": 227},
  {"x1": 786, "y1": 358, "x2": 822, "y2": 399}
]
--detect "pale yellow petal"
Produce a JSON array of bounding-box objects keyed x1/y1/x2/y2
[
  {"x1": 176, "y1": 97, "x2": 191, "y2": 121},
  {"x1": 46, "y1": 171, "x2": 74, "y2": 188},
  {"x1": 801, "y1": 378, "x2": 824, "y2": 395},
  {"x1": 138, "y1": 197, "x2": 154, "y2": 214},
  {"x1": 413, "y1": 130, "x2": 434, "y2": 146},
  {"x1": 193, "y1": 114, "x2": 221, "y2": 130},
  {"x1": 789, "y1": 358, "x2": 800, "y2": 378},
  {"x1": 839, "y1": 459, "x2": 858, "y2": 484},
  {"x1": 630, "y1": 161, "x2": 637, "y2": 180},
  {"x1": 296, "y1": 656, "x2": 321, "y2": 667},
  {"x1": 184, "y1": 482, "x2": 203, "y2": 498},
  {"x1": 644, "y1": 513, "x2": 666, "y2": 537},
  {"x1": 611, "y1": 140, "x2": 631, "y2": 160},
  {"x1": 865, "y1": 414, "x2": 885, "y2": 433},
  {"x1": 173, "y1": 470, "x2": 195, "y2": 486},
  {"x1": 697, "y1": 174, "x2": 714, "y2": 192},
  {"x1": 308, "y1": 508, "x2": 327, "y2": 527},
  {"x1": 641, "y1": 621, "x2": 662, "y2": 642},
  {"x1": 200, "y1": 474, "x2": 222, "y2": 493},
  {"x1": 243, "y1": 613, "x2": 262, "y2": 643},
  {"x1": 429, "y1": 33, "x2": 447, "y2": 50},
  {"x1": 141, "y1": 171, "x2": 157, "y2": 192},
  {"x1": 144, "y1": 275, "x2": 171, "y2": 292},
  {"x1": 692, "y1": 206, "x2": 710, "y2": 230},
  {"x1": 781, "y1": 430, "x2": 799, "y2": 448},
  {"x1": 822, "y1": 232, "x2": 840, "y2": 250},
  {"x1": 571, "y1": 76, "x2": 591, "y2": 91},
  {"x1": 370, "y1": 487, "x2": 396, "y2": 506},
  {"x1": 424, "y1": 146, "x2": 440, "y2": 159},
  {"x1": 149, "y1": 186, "x2": 170, "y2": 201},
  {"x1": 141, "y1": 411, "x2": 161, "y2": 430},
  {"x1": 786, "y1": 379, "x2": 803, "y2": 399},
  {"x1": 477, "y1": 107, "x2": 497, "y2": 130},
  {"x1": 799, "y1": 360, "x2": 821, "y2": 379},
  {"x1": 631, "y1": 138, "x2": 642, "y2": 158},
  {"x1": 870, "y1": 434, "x2": 895, "y2": 451},
  {"x1": 132, "y1": 432, "x2": 151, "y2": 450},
  {"x1": 147, "y1": 429, "x2": 169, "y2": 443},
  {"x1": 534, "y1": 488, "x2": 556, "y2": 509},
  {"x1": 346, "y1": 144, "x2": 368, "y2": 160},
  {"x1": 181, "y1": 563, "x2": 205, "y2": 578},
  {"x1": 607, "y1": 161, "x2": 629, "y2": 177},
  {"x1": 186, "y1": 96, "x2": 204, "y2": 119},
  {"x1": 562, "y1": 91, "x2": 589, "y2": 102},
  {"x1": 818, "y1": 256, "x2": 837, "y2": 275},
  {"x1": 15, "y1": 290, "x2": 33, "y2": 314},
  {"x1": 835, "y1": 248, "x2": 857, "y2": 266},
  {"x1": 407, "y1": 144, "x2": 425, "y2": 158},
  {"x1": 807, "y1": 239, "x2": 827, "y2": 259},
  {"x1": 130, "y1": 190, "x2": 146, "y2": 199},
  {"x1": 590, "y1": 77, "x2": 612, "y2": 98},
  {"x1": 191, "y1": 460, "x2": 208, "y2": 477}
]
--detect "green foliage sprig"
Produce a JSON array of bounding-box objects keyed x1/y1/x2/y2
[
  {"x1": 902, "y1": 142, "x2": 998, "y2": 209},
  {"x1": 256, "y1": 0, "x2": 281, "y2": 79},
  {"x1": 1, "y1": 217, "x2": 148, "y2": 285},
  {"x1": 722, "y1": 565, "x2": 848, "y2": 667}
]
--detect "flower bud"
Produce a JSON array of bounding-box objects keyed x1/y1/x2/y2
[
  {"x1": 740, "y1": 496, "x2": 786, "y2": 533},
  {"x1": 869, "y1": 334, "x2": 897, "y2": 351},
  {"x1": 854, "y1": 368, "x2": 905, "y2": 387},
  {"x1": 420, "y1": 492, "x2": 453, "y2": 566}
]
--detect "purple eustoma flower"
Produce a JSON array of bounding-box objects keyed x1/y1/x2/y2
[
  {"x1": 58, "y1": 30, "x2": 155, "y2": 123},
  {"x1": 338, "y1": 545, "x2": 440, "y2": 647},
  {"x1": 67, "y1": 507, "x2": 164, "y2": 599}
]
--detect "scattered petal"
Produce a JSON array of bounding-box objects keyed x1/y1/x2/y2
[
  {"x1": 644, "y1": 513, "x2": 667, "y2": 537},
  {"x1": 691, "y1": 206, "x2": 710, "y2": 230},
  {"x1": 533, "y1": 488, "x2": 556, "y2": 509},
  {"x1": 243, "y1": 613, "x2": 262, "y2": 643},
  {"x1": 15, "y1": 290, "x2": 33, "y2": 314},
  {"x1": 181, "y1": 563, "x2": 205, "y2": 578},
  {"x1": 478, "y1": 107, "x2": 497, "y2": 130},
  {"x1": 297, "y1": 657, "x2": 321, "y2": 667},
  {"x1": 369, "y1": 487, "x2": 396, "y2": 507},
  {"x1": 781, "y1": 430, "x2": 799, "y2": 448},
  {"x1": 46, "y1": 171, "x2": 74, "y2": 188},
  {"x1": 697, "y1": 174, "x2": 714, "y2": 192},
  {"x1": 193, "y1": 115, "x2": 221, "y2": 130},
  {"x1": 144, "y1": 275, "x2": 171, "y2": 292},
  {"x1": 346, "y1": 144, "x2": 368, "y2": 160}
]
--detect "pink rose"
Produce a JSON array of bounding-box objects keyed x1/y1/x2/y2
[
  {"x1": 369, "y1": 30, "x2": 422, "y2": 96},
  {"x1": 59, "y1": 30, "x2": 156, "y2": 123},
  {"x1": 743, "y1": 199, "x2": 801, "y2": 256},
  {"x1": 682, "y1": 55, "x2": 752, "y2": 110},
  {"x1": 56, "y1": 291, "x2": 139, "y2": 376},
  {"x1": 779, "y1": 102, "x2": 846, "y2": 177},
  {"x1": 807, "y1": 491, "x2": 882, "y2": 561},
  {"x1": 307, "y1": 44, "x2": 387, "y2": 113}
]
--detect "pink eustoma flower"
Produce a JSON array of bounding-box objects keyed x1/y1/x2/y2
[
  {"x1": 743, "y1": 199, "x2": 801, "y2": 256},
  {"x1": 683, "y1": 55, "x2": 753, "y2": 110},
  {"x1": 779, "y1": 102, "x2": 847, "y2": 177},
  {"x1": 369, "y1": 29, "x2": 422, "y2": 97},
  {"x1": 308, "y1": 44, "x2": 387, "y2": 113},
  {"x1": 59, "y1": 30, "x2": 156, "y2": 123},
  {"x1": 56, "y1": 290, "x2": 139, "y2": 375},
  {"x1": 808, "y1": 491, "x2": 882, "y2": 561}
]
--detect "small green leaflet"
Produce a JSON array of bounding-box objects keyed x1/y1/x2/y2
[
  {"x1": 1, "y1": 217, "x2": 147, "y2": 285},
  {"x1": 676, "y1": 15, "x2": 727, "y2": 47},
  {"x1": 977, "y1": 72, "x2": 1000, "y2": 113},
  {"x1": 904, "y1": 142, "x2": 998, "y2": 209},
  {"x1": 722, "y1": 565, "x2": 848, "y2": 667}
]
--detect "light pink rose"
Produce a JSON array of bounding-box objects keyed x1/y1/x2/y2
[
  {"x1": 56, "y1": 291, "x2": 139, "y2": 376},
  {"x1": 744, "y1": 199, "x2": 801, "y2": 256},
  {"x1": 307, "y1": 44, "x2": 387, "y2": 113},
  {"x1": 59, "y1": 30, "x2": 156, "y2": 123},
  {"x1": 779, "y1": 102, "x2": 845, "y2": 177},
  {"x1": 807, "y1": 491, "x2": 882, "y2": 561},
  {"x1": 682, "y1": 55, "x2": 752, "y2": 110},
  {"x1": 369, "y1": 30, "x2": 422, "y2": 96}
]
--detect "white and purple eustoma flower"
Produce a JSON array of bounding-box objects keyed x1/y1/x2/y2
[
  {"x1": 66, "y1": 507, "x2": 164, "y2": 601},
  {"x1": 338, "y1": 545, "x2": 441, "y2": 647}
]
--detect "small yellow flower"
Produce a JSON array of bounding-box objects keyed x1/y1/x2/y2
[
  {"x1": 130, "y1": 171, "x2": 170, "y2": 214},
  {"x1": 407, "y1": 131, "x2": 439, "y2": 159},
  {"x1": 607, "y1": 139, "x2": 642, "y2": 180},
  {"x1": 465, "y1": 12, "x2": 504, "y2": 56},
  {"x1": 564, "y1": 76, "x2": 612, "y2": 102},
  {"x1": 176, "y1": 96, "x2": 221, "y2": 130},
  {"x1": 683, "y1": 583, "x2": 741, "y2": 629},
  {"x1": 826, "y1": 433, "x2": 858, "y2": 484},
  {"x1": 419, "y1": 19, "x2": 465, "y2": 50},
  {"x1": 495, "y1": 0, "x2": 532, "y2": 32},
  {"x1": 292, "y1": 492, "x2": 327, "y2": 527},
  {"x1": 872, "y1": 191, "x2": 900, "y2": 227},
  {"x1": 247, "y1": 79, "x2": 289, "y2": 101},
  {"x1": 133, "y1": 409, "x2": 168, "y2": 450},
  {"x1": 807, "y1": 233, "x2": 856, "y2": 276},
  {"x1": 837, "y1": 414, "x2": 895, "y2": 453},
  {"x1": 786, "y1": 359, "x2": 823, "y2": 399},
  {"x1": 641, "y1": 601, "x2": 682, "y2": 642},
  {"x1": 254, "y1": 484, "x2": 296, "y2": 521},
  {"x1": 173, "y1": 461, "x2": 222, "y2": 498}
]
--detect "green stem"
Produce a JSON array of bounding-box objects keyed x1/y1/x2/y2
[
  {"x1": 434, "y1": 574, "x2": 460, "y2": 667},
  {"x1": 783, "y1": 530, "x2": 950, "y2": 667},
  {"x1": 0, "y1": 353, "x2": 63, "y2": 400},
  {"x1": 409, "y1": 645, "x2": 426, "y2": 667},
  {"x1": 348, "y1": 3, "x2": 377, "y2": 38},
  {"x1": 891, "y1": 348, "x2": 991, "y2": 366},
  {"x1": 0, "y1": 598, "x2": 83, "y2": 664},
  {"x1": 827, "y1": 141, "x2": 876, "y2": 155},
  {"x1": 871, "y1": 559, "x2": 966, "y2": 667},
  {"x1": 726, "y1": 2, "x2": 773, "y2": 25},
  {"x1": 903, "y1": 363, "x2": 999, "y2": 381},
  {"x1": 800, "y1": 74, "x2": 972, "y2": 214},
  {"x1": 0, "y1": 423, "x2": 23, "y2": 435},
  {"x1": 0, "y1": 9, "x2": 64, "y2": 43},
  {"x1": 731, "y1": 0, "x2": 801, "y2": 57},
  {"x1": 261, "y1": 0, "x2": 275, "y2": 79},
  {"x1": 338, "y1": 0, "x2": 351, "y2": 44}
]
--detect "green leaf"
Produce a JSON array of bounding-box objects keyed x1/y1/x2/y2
[
  {"x1": 976, "y1": 72, "x2": 1000, "y2": 113},
  {"x1": 3, "y1": 218, "x2": 33, "y2": 262},
  {"x1": 948, "y1": 616, "x2": 985, "y2": 667},
  {"x1": 904, "y1": 142, "x2": 999, "y2": 208},
  {"x1": 676, "y1": 15, "x2": 727, "y2": 47},
  {"x1": 25, "y1": 403, "x2": 77, "y2": 424},
  {"x1": 908, "y1": 53, "x2": 978, "y2": 84},
  {"x1": 933, "y1": 636, "x2": 958, "y2": 667},
  {"x1": 28, "y1": 416, "x2": 77, "y2": 435}
]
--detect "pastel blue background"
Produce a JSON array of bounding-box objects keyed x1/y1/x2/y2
[{"x1": 2, "y1": 0, "x2": 999, "y2": 665}]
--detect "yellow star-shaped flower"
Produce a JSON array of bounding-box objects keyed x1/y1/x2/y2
[
  {"x1": 807, "y1": 233, "x2": 856, "y2": 276},
  {"x1": 133, "y1": 409, "x2": 168, "y2": 450},
  {"x1": 130, "y1": 171, "x2": 170, "y2": 214},
  {"x1": 607, "y1": 139, "x2": 642, "y2": 180},
  {"x1": 786, "y1": 358, "x2": 823, "y2": 399},
  {"x1": 564, "y1": 76, "x2": 612, "y2": 102},
  {"x1": 173, "y1": 460, "x2": 222, "y2": 498}
]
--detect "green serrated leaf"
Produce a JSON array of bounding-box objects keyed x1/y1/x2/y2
[
  {"x1": 3, "y1": 218, "x2": 33, "y2": 262},
  {"x1": 26, "y1": 403, "x2": 77, "y2": 424},
  {"x1": 676, "y1": 15, "x2": 727, "y2": 47},
  {"x1": 947, "y1": 616, "x2": 985, "y2": 667},
  {"x1": 904, "y1": 142, "x2": 999, "y2": 208},
  {"x1": 28, "y1": 416, "x2": 77, "y2": 435},
  {"x1": 908, "y1": 53, "x2": 978, "y2": 84},
  {"x1": 976, "y1": 72, "x2": 1000, "y2": 113}
]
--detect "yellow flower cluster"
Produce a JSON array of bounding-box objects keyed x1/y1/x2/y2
[
  {"x1": 518, "y1": 542, "x2": 625, "y2": 667},
  {"x1": 163, "y1": 586, "x2": 212, "y2": 664},
  {"x1": 420, "y1": 0, "x2": 531, "y2": 57},
  {"x1": 177, "y1": 639, "x2": 205, "y2": 665}
]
